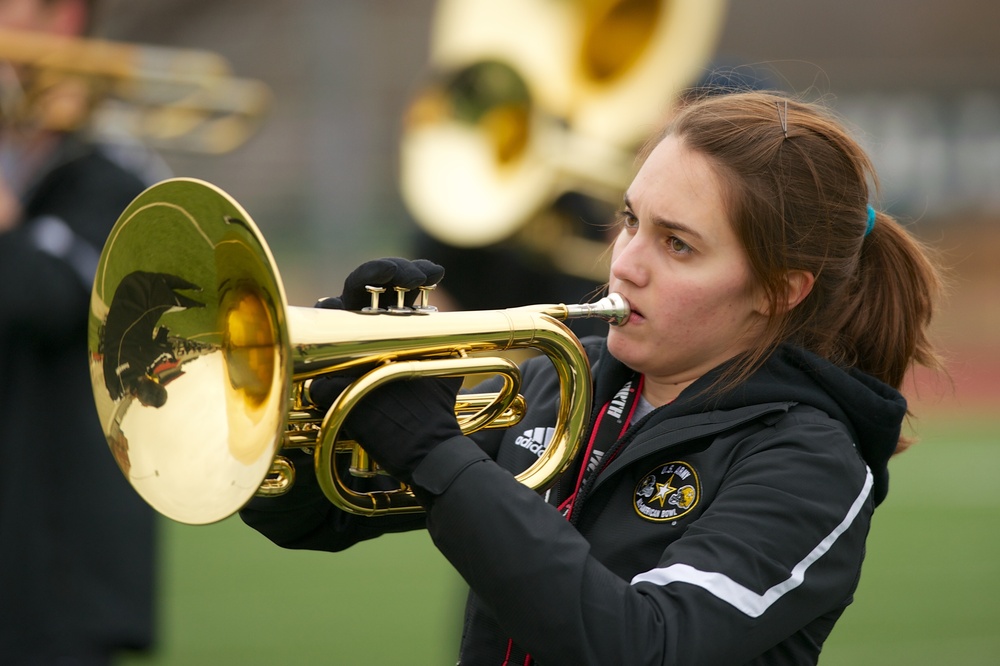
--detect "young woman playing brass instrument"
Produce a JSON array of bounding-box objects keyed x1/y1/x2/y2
[{"x1": 241, "y1": 90, "x2": 943, "y2": 665}]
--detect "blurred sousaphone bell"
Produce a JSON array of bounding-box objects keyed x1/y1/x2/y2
[{"x1": 400, "y1": 0, "x2": 728, "y2": 249}]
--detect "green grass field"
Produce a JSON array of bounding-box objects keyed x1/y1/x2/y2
[{"x1": 120, "y1": 414, "x2": 1000, "y2": 665}]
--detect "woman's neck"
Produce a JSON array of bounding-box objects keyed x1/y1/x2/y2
[{"x1": 641, "y1": 375, "x2": 694, "y2": 407}]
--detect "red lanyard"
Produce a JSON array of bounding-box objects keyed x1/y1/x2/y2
[{"x1": 559, "y1": 374, "x2": 643, "y2": 520}]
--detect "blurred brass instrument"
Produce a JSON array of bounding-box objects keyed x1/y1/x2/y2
[
  {"x1": 88, "y1": 178, "x2": 629, "y2": 525},
  {"x1": 400, "y1": 0, "x2": 727, "y2": 254},
  {"x1": 0, "y1": 28, "x2": 269, "y2": 153}
]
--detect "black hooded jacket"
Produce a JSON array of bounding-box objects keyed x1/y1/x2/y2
[{"x1": 241, "y1": 337, "x2": 905, "y2": 665}]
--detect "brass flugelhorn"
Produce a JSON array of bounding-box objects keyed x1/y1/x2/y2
[
  {"x1": 88, "y1": 178, "x2": 629, "y2": 525},
  {"x1": 0, "y1": 28, "x2": 269, "y2": 153}
]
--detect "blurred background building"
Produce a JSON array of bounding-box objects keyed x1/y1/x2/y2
[{"x1": 91, "y1": 0, "x2": 1000, "y2": 403}]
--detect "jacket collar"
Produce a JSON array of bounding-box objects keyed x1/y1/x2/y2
[
  {"x1": 587, "y1": 338, "x2": 905, "y2": 506},
  {"x1": 592, "y1": 400, "x2": 794, "y2": 495}
]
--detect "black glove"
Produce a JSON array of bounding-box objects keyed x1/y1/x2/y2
[
  {"x1": 309, "y1": 257, "x2": 446, "y2": 410},
  {"x1": 342, "y1": 374, "x2": 464, "y2": 486},
  {"x1": 315, "y1": 257, "x2": 445, "y2": 311}
]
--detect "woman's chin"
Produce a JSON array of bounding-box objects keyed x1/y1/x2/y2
[{"x1": 606, "y1": 329, "x2": 642, "y2": 369}]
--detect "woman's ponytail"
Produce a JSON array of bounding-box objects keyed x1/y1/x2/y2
[{"x1": 838, "y1": 211, "x2": 944, "y2": 389}]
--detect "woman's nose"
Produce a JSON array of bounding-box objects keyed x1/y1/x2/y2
[{"x1": 610, "y1": 232, "x2": 648, "y2": 287}]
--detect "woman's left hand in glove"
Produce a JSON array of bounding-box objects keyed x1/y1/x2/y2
[{"x1": 341, "y1": 374, "x2": 464, "y2": 486}]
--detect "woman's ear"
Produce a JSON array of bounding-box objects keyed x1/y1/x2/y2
[
  {"x1": 781, "y1": 270, "x2": 815, "y2": 312},
  {"x1": 754, "y1": 270, "x2": 815, "y2": 316}
]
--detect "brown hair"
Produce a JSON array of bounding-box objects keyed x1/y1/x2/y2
[{"x1": 647, "y1": 91, "x2": 943, "y2": 408}]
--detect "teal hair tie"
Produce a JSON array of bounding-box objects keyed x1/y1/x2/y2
[{"x1": 865, "y1": 205, "x2": 876, "y2": 237}]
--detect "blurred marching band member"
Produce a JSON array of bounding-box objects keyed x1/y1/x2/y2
[{"x1": 0, "y1": 1, "x2": 163, "y2": 662}]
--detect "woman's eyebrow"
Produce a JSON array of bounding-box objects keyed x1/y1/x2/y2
[
  {"x1": 651, "y1": 217, "x2": 703, "y2": 240},
  {"x1": 623, "y1": 193, "x2": 704, "y2": 240}
]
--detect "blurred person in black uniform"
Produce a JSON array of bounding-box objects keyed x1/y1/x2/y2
[{"x1": 0, "y1": 0, "x2": 163, "y2": 662}]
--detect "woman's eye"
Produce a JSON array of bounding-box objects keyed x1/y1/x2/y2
[
  {"x1": 620, "y1": 211, "x2": 638, "y2": 229},
  {"x1": 668, "y1": 236, "x2": 692, "y2": 254}
]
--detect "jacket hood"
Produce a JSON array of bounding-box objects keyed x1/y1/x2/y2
[{"x1": 591, "y1": 340, "x2": 906, "y2": 506}]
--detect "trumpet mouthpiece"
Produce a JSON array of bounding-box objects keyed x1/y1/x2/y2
[{"x1": 565, "y1": 293, "x2": 630, "y2": 326}]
